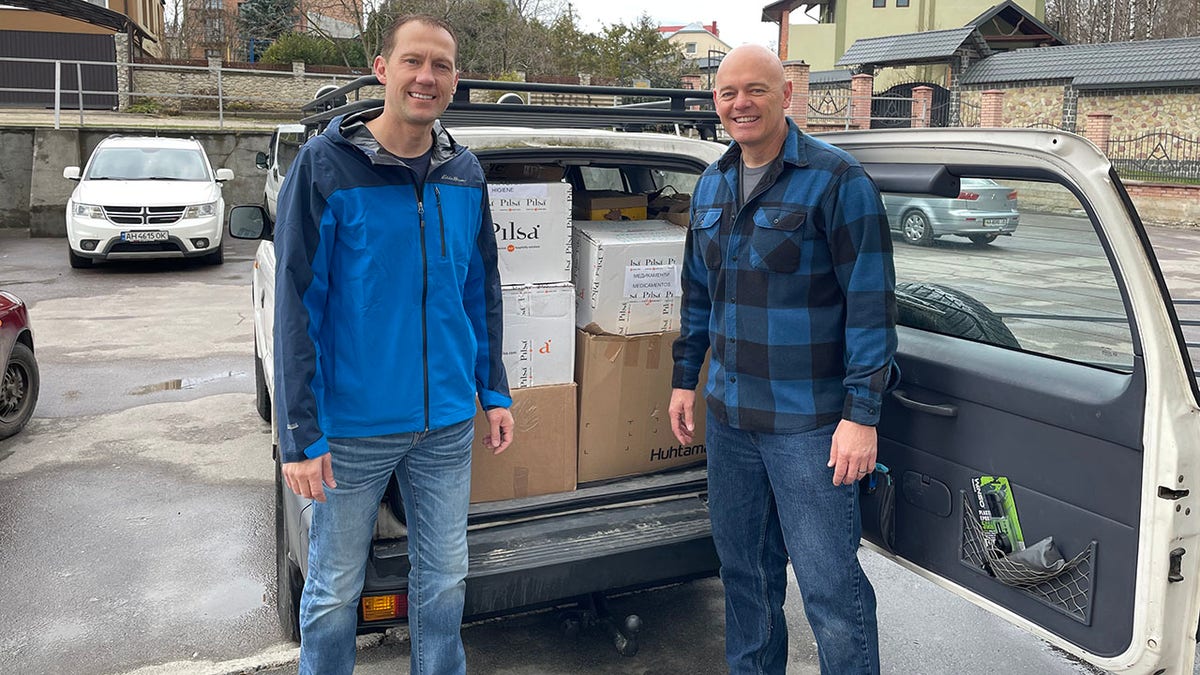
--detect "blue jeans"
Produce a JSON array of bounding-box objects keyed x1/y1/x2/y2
[
  {"x1": 706, "y1": 413, "x2": 879, "y2": 675},
  {"x1": 298, "y1": 419, "x2": 474, "y2": 675}
]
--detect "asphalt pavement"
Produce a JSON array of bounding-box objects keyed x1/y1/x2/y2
[{"x1": 1, "y1": 224, "x2": 1199, "y2": 674}]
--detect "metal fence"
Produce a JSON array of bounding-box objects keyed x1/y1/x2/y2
[
  {"x1": 0, "y1": 55, "x2": 355, "y2": 129},
  {"x1": 808, "y1": 87, "x2": 851, "y2": 126},
  {"x1": 1107, "y1": 130, "x2": 1200, "y2": 184}
]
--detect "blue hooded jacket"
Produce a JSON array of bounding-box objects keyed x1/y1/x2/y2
[{"x1": 273, "y1": 110, "x2": 511, "y2": 463}]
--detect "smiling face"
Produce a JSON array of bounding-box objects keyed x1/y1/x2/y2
[
  {"x1": 713, "y1": 46, "x2": 793, "y2": 167},
  {"x1": 373, "y1": 19, "x2": 458, "y2": 135}
]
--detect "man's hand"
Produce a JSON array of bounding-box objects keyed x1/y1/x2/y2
[
  {"x1": 282, "y1": 453, "x2": 337, "y2": 503},
  {"x1": 669, "y1": 388, "x2": 697, "y2": 446},
  {"x1": 827, "y1": 419, "x2": 878, "y2": 486},
  {"x1": 484, "y1": 407, "x2": 514, "y2": 455}
]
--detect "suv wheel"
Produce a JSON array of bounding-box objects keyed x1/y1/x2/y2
[
  {"x1": 0, "y1": 342, "x2": 39, "y2": 440},
  {"x1": 275, "y1": 455, "x2": 303, "y2": 642},
  {"x1": 203, "y1": 243, "x2": 224, "y2": 266},
  {"x1": 68, "y1": 247, "x2": 93, "y2": 269},
  {"x1": 255, "y1": 341, "x2": 271, "y2": 423}
]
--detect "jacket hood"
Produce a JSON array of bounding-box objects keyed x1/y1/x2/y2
[{"x1": 325, "y1": 107, "x2": 462, "y2": 166}]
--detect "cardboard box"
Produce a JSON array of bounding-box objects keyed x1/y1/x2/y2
[
  {"x1": 572, "y1": 220, "x2": 687, "y2": 336},
  {"x1": 575, "y1": 330, "x2": 709, "y2": 483},
  {"x1": 489, "y1": 182, "x2": 572, "y2": 285},
  {"x1": 573, "y1": 191, "x2": 648, "y2": 221},
  {"x1": 471, "y1": 383, "x2": 577, "y2": 503},
  {"x1": 502, "y1": 283, "x2": 575, "y2": 388},
  {"x1": 663, "y1": 211, "x2": 690, "y2": 229}
]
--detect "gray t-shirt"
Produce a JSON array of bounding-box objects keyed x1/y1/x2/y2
[{"x1": 741, "y1": 161, "x2": 769, "y2": 206}]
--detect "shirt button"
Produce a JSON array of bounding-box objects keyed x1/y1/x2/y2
[
  {"x1": 732, "y1": 255, "x2": 738, "y2": 262},
  {"x1": 730, "y1": 376, "x2": 737, "y2": 383},
  {"x1": 868, "y1": 407, "x2": 877, "y2": 414},
  {"x1": 773, "y1": 218, "x2": 780, "y2": 224}
]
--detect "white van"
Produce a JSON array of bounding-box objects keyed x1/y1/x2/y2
[{"x1": 255, "y1": 124, "x2": 306, "y2": 222}]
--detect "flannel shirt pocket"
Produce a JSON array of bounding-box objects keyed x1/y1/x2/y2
[
  {"x1": 750, "y1": 207, "x2": 807, "y2": 273},
  {"x1": 691, "y1": 207, "x2": 723, "y2": 270}
]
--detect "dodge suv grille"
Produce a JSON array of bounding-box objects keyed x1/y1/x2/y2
[{"x1": 103, "y1": 205, "x2": 187, "y2": 225}]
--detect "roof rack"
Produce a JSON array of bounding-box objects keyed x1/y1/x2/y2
[{"x1": 300, "y1": 76, "x2": 721, "y2": 141}]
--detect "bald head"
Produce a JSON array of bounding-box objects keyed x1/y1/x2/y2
[
  {"x1": 712, "y1": 45, "x2": 793, "y2": 167},
  {"x1": 716, "y1": 45, "x2": 786, "y2": 90}
]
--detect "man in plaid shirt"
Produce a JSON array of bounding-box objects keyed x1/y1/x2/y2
[{"x1": 670, "y1": 45, "x2": 898, "y2": 675}]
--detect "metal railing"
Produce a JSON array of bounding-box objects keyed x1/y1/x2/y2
[
  {"x1": 1107, "y1": 129, "x2": 1200, "y2": 184},
  {"x1": 0, "y1": 55, "x2": 353, "y2": 129}
]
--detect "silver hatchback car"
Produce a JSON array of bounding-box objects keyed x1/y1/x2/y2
[{"x1": 883, "y1": 177, "x2": 1019, "y2": 246}]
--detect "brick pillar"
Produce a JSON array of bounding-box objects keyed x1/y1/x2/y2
[
  {"x1": 911, "y1": 86, "x2": 933, "y2": 128},
  {"x1": 292, "y1": 60, "x2": 305, "y2": 77},
  {"x1": 1084, "y1": 113, "x2": 1113, "y2": 152},
  {"x1": 779, "y1": 9, "x2": 790, "y2": 61},
  {"x1": 980, "y1": 89, "x2": 1004, "y2": 127},
  {"x1": 850, "y1": 73, "x2": 873, "y2": 130},
  {"x1": 783, "y1": 60, "x2": 809, "y2": 130}
]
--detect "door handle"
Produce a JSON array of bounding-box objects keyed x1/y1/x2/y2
[{"x1": 892, "y1": 390, "x2": 958, "y2": 417}]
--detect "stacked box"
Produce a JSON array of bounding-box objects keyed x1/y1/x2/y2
[
  {"x1": 575, "y1": 330, "x2": 709, "y2": 483},
  {"x1": 501, "y1": 283, "x2": 575, "y2": 389},
  {"x1": 471, "y1": 383, "x2": 577, "y2": 503},
  {"x1": 573, "y1": 190, "x2": 648, "y2": 221},
  {"x1": 572, "y1": 219, "x2": 687, "y2": 336},
  {"x1": 489, "y1": 182, "x2": 572, "y2": 286}
]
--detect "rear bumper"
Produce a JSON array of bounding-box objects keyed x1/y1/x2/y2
[{"x1": 359, "y1": 494, "x2": 718, "y2": 631}]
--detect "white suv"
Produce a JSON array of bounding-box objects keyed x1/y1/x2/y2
[{"x1": 63, "y1": 136, "x2": 233, "y2": 268}]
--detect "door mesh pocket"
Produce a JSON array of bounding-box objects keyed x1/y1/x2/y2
[{"x1": 959, "y1": 492, "x2": 1097, "y2": 625}]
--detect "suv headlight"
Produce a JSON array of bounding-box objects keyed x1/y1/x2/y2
[
  {"x1": 73, "y1": 203, "x2": 104, "y2": 219},
  {"x1": 184, "y1": 202, "x2": 217, "y2": 218}
]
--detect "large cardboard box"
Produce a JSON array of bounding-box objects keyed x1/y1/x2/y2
[
  {"x1": 502, "y1": 283, "x2": 575, "y2": 389},
  {"x1": 573, "y1": 191, "x2": 648, "y2": 221},
  {"x1": 573, "y1": 219, "x2": 687, "y2": 336},
  {"x1": 575, "y1": 330, "x2": 708, "y2": 483},
  {"x1": 489, "y1": 182, "x2": 572, "y2": 285},
  {"x1": 471, "y1": 383, "x2": 577, "y2": 503}
]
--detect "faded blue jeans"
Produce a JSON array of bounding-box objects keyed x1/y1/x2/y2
[
  {"x1": 706, "y1": 413, "x2": 880, "y2": 675},
  {"x1": 298, "y1": 419, "x2": 474, "y2": 675}
]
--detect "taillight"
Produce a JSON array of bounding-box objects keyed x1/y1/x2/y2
[
  {"x1": 1007, "y1": 191, "x2": 1019, "y2": 200},
  {"x1": 957, "y1": 191, "x2": 979, "y2": 201},
  {"x1": 361, "y1": 594, "x2": 408, "y2": 621}
]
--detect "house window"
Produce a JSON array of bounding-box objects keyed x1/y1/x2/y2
[
  {"x1": 873, "y1": 0, "x2": 886, "y2": 6},
  {"x1": 897, "y1": 0, "x2": 909, "y2": 6},
  {"x1": 206, "y1": 0, "x2": 222, "y2": 9},
  {"x1": 205, "y1": 48, "x2": 221, "y2": 58},
  {"x1": 685, "y1": 42, "x2": 697, "y2": 54}
]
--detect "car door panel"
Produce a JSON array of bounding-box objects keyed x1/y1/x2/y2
[
  {"x1": 826, "y1": 129, "x2": 1200, "y2": 674},
  {"x1": 873, "y1": 327, "x2": 1143, "y2": 655}
]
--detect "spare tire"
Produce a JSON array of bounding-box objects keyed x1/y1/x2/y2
[{"x1": 895, "y1": 282, "x2": 1020, "y2": 349}]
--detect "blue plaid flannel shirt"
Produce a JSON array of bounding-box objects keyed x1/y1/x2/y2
[{"x1": 672, "y1": 119, "x2": 899, "y2": 432}]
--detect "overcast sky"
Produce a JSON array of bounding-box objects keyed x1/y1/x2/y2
[{"x1": 571, "y1": 2, "x2": 783, "y2": 50}]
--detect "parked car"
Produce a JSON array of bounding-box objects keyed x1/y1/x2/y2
[
  {"x1": 883, "y1": 177, "x2": 1019, "y2": 246},
  {"x1": 230, "y1": 77, "x2": 1200, "y2": 673},
  {"x1": 256, "y1": 124, "x2": 306, "y2": 222},
  {"x1": 63, "y1": 136, "x2": 233, "y2": 268},
  {"x1": 0, "y1": 291, "x2": 38, "y2": 440}
]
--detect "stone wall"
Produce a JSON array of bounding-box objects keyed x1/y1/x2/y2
[
  {"x1": 962, "y1": 85, "x2": 1066, "y2": 129},
  {"x1": 130, "y1": 60, "x2": 382, "y2": 113},
  {"x1": 1014, "y1": 178, "x2": 1200, "y2": 227},
  {"x1": 1077, "y1": 88, "x2": 1200, "y2": 138}
]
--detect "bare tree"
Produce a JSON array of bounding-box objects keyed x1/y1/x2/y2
[{"x1": 1047, "y1": 0, "x2": 1200, "y2": 43}]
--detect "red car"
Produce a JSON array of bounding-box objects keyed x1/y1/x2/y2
[{"x1": 0, "y1": 291, "x2": 38, "y2": 440}]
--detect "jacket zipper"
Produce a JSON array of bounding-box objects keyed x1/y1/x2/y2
[
  {"x1": 434, "y1": 186, "x2": 446, "y2": 258},
  {"x1": 415, "y1": 182, "x2": 431, "y2": 431}
]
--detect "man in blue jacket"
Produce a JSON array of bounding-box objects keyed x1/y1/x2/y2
[
  {"x1": 670, "y1": 45, "x2": 897, "y2": 674},
  {"x1": 273, "y1": 14, "x2": 513, "y2": 675}
]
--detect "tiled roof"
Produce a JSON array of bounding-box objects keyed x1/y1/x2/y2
[
  {"x1": 961, "y1": 37, "x2": 1200, "y2": 88},
  {"x1": 810, "y1": 69, "x2": 852, "y2": 85},
  {"x1": 836, "y1": 27, "x2": 990, "y2": 67}
]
